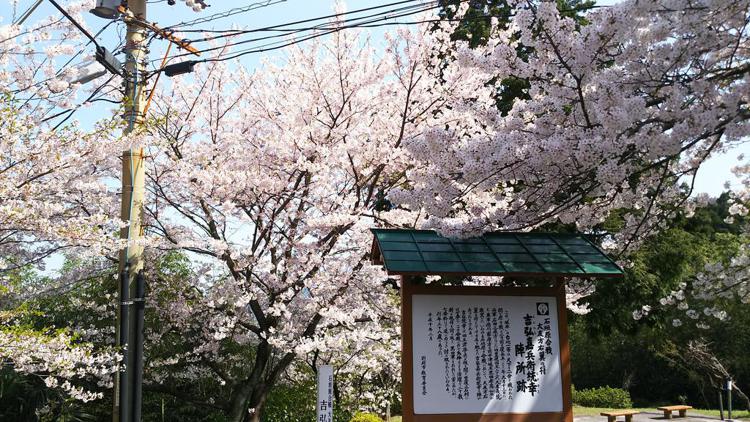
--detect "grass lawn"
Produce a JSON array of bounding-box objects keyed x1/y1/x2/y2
[
  {"x1": 573, "y1": 406, "x2": 750, "y2": 420},
  {"x1": 389, "y1": 408, "x2": 749, "y2": 421}
]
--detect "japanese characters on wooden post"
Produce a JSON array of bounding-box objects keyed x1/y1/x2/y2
[
  {"x1": 370, "y1": 229, "x2": 623, "y2": 422},
  {"x1": 317, "y1": 365, "x2": 334, "y2": 422}
]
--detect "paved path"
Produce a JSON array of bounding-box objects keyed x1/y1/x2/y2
[{"x1": 574, "y1": 411, "x2": 732, "y2": 421}]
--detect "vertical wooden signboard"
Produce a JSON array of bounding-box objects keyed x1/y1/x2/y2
[
  {"x1": 317, "y1": 365, "x2": 334, "y2": 422},
  {"x1": 401, "y1": 278, "x2": 573, "y2": 422}
]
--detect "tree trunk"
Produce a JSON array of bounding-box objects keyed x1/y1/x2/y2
[
  {"x1": 228, "y1": 382, "x2": 254, "y2": 422},
  {"x1": 227, "y1": 342, "x2": 297, "y2": 422},
  {"x1": 228, "y1": 342, "x2": 272, "y2": 422},
  {"x1": 247, "y1": 388, "x2": 269, "y2": 422},
  {"x1": 227, "y1": 384, "x2": 269, "y2": 422},
  {"x1": 226, "y1": 305, "x2": 323, "y2": 420}
]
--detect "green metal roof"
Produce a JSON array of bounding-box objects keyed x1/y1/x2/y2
[{"x1": 370, "y1": 229, "x2": 623, "y2": 278}]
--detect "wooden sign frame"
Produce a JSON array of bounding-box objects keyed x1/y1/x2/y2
[{"x1": 400, "y1": 277, "x2": 573, "y2": 422}]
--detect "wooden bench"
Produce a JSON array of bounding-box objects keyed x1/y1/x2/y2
[
  {"x1": 601, "y1": 410, "x2": 640, "y2": 422},
  {"x1": 657, "y1": 405, "x2": 693, "y2": 419}
]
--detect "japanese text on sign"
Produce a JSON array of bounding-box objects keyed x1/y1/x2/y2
[
  {"x1": 317, "y1": 365, "x2": 334, "y2": 422},
  {"x1": 412, "y1": 295, "x2": 562, "y2": 414}
]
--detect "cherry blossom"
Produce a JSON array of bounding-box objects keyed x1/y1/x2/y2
[
  {"x1": 394, "y1": 0, "x2": 750, "y2": 254},
  {"x1": 3, "y1": 1, "x2": 750, "y2": 419}
]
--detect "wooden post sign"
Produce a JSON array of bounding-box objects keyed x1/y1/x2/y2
[
  {"x1": 317, "y1": 365, "x2": 334, "y2": 422},
  {"x1": 369, "y1": 229, "x2": 624, "y2": 422},
  {"x1": 401, "y1": 281, "x2": 572, "y2": 422}
]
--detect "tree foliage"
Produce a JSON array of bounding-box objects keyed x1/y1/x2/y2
[
  {"x1": 571, "y1": 195, "x2": 750, "y2": 408},
  {"x1": 2, "y1": 1, "x2": 750, "y2": 421}
]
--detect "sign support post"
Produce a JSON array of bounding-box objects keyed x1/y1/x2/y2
[
  {"x1": 556, "y1": 278, "x2": 574, "y2": 422},
  {"x1": 317, "y1": 365, "x2": 334, "y2": 422},
  {"x1": 401, "y1": 276, "x2": 415, "y2": 422}
]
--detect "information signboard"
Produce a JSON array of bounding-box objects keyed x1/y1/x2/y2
[
  {"x1": 401, "y1": 283, "x2": 573, "y2": 422},
  {"x1": 317, "y1": 365, "x2": 334, "y2": 422}
]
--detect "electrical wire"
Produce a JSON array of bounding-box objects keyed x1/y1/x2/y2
[
  {"x1": 186, "y1": 1, "x2": 435, "y2": 45},
  {"x1": 0, "y1": 18, "x2": 65, "y2": 45},
  {"x1": 13, "y1": 0, "x2": 44, "y2": 25},
  {"x1": 142, "y1": 42, "x2": 172, "y2": 117},
  {"x1": 55, "y1": 19, "x2": 117, "y2": 76},
  {"x1": 163, "y1": 0, "x2": 288, "y2": 30},
  {"x1": 146, "y1": 5, "x2": 438, "y2": 74},
  {"x1": 13, "y1": 19, "x2": 117, "y2": 106},
  {"x1": 149, "y1": 0, "x2": 442, "y2": 67},
  {"x1": 147, "y1": 0, "x2": 430, "y2": 59},
  {"x1": 182, "y1": 0, "x2": 429, "y2": 42},
  {"x1": 150, "y1": 0, "x2": 611, "y2": 74},
  {"x1": 47, "y1": 0, "x2": 103, "y2": 49},
  {"x1": 198, "y1": 6, "x2": 442, "y2": 63},
  {"x1": 194, "y1": 1, "x2": 433, "y2": 43},
  {"x1": 40, "y1": 74, "x2": 117, "y2": 130}
]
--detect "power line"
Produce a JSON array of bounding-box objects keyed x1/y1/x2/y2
[
  {"x1": 196, "y1": 1, "x2": 433, "y2": 43},
  {"x1": 12, "y1": 20, "x2": 117, "y2": 98},
  {"x1": 194, "y1": 3, "x2": 465, "y2": 63},
  {"x1": 163, "y1": 0, "x2": 288, "y2": 30},
  {"x1": 352, "y1": 3, "x2": 612, "y2": 29},
  {"x1": 13, "y1": 0, "x2": 44, "y2": 25},
  {"x1": 47, "y1": 0, "x2": 103, "y2": 49},
  {"x1": 150, "y1": 4, "x2": 441, "y2": 74},
  {"x1": 46, "y1": 0, "x2": 123, "y2": 76},
  {"x1": 187, "y1": 1, "x2": 434, "y2": 45},
  {"x1": 151, "y1": 0, "x2": 611, "y2": 75},
  {"x1": 169, "y1": 0, "x2": 611, "y2": 43},
  {"x1": 41, "y1": 74, "x2": 117, "y2": 130},
  {"x1": 150, "y1": 0, "x2": 440, "y2": 66},
  {"x1": 184, "y1": 0, "x2": 428, "y2": 42}
]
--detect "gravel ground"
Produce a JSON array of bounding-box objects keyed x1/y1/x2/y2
[{"x1": 574, "y1": 411, "x2": 732, "y2": 421}]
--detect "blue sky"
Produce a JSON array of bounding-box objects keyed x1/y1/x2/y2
[
  {"x1": 4, "y1": 0, "x2": 745, "y2": 276},
  {"x1": 3, "y1": 0, "x2": 746, "y2": 196}
]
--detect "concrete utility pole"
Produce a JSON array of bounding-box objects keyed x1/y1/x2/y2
[{"x1": 114, "y1": 0, "x2": 147, "y2": 421}]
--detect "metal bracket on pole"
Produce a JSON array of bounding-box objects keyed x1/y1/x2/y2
[
  {"x1": 96, "y1": 46, "x2": 124, "y2": 76},
  {"x1": 118, "y1": 5, "x2": 201, "y2": 56}
]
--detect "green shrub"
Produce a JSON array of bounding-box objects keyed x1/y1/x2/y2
[
  {"x1": 349, "y1": 412, "x2": 384, "y2": 422},
  {"x1": 572, "y1": 385, "x2": 633, "y2": 408}
]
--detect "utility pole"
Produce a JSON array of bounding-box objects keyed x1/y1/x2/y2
[{"x1": 114, "y1": 0, "x2": 148, "y2": 421}]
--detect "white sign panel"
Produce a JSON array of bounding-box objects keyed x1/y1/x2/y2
[
  {"x1": 317, "y1": 365, "x2": 334, "y2": 422},
  {"x1": 412, "y1": 294, "x2": 562, "y2": 414}
]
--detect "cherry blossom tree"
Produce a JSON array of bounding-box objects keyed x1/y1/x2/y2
[
  {"x1": 3, "y1": 0, "x2": 750, "y2": 419},
  {"x1": 137, "y1": 23, "x2": 485, "y2": 420},
  {"x1": 654, "y1": 180, "x2": 750, "y2": 327},
  {"x1": 393, "y1": 0, "x2": 750, "y2": 251},
  {"x1": 0, "y1": 0, "x2": 123, "y2": 405},
  {"x1": 389, "y1": 0, "x2": 750, "y2": 323},
  {"x1": 0, "y1": 1, "x2": 121, "y2": 274}
]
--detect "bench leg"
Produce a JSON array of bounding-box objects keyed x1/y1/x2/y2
[
  {"x1": 625, "y1": 415, "x2": 633, "y2": 422},
  {"x1": 679, "y1": 410, "x2": 686, "y2": 418},
  {"x1": 663, "y1": 410, "x2": 672, "y2": 419},
  {"x1": 607, "y1": 416, "x2": 615, "y2": 422}
]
